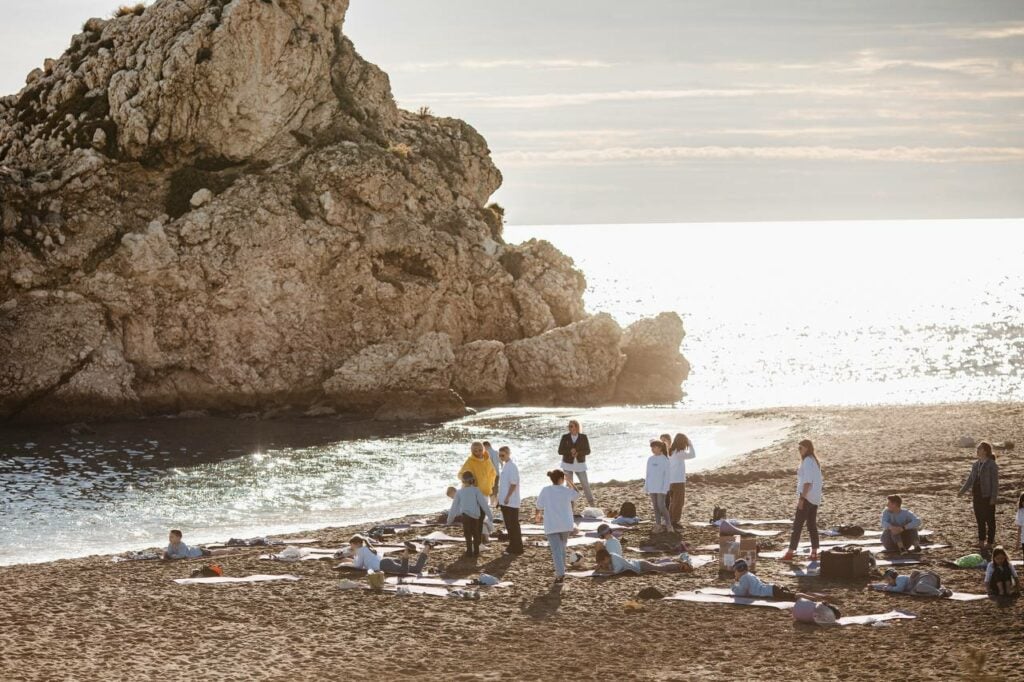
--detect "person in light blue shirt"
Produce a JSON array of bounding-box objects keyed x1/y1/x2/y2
[
  {"x1": 880, "y1": 494, "x2": 922, "y2": 553},
  {"x1": 447, "y1": 472, "x2": 494, "y2": 557},
  {"x1": 163, "y1": 529, "x2": 210, "y2": 559},
  {"x1": 730, "y1": 559, "x2": 800, "y2": 600}
]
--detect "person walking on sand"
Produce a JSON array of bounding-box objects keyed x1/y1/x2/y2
[
  {"x1": 958, "y1": 441, "x2": 999, "y2": 549},
  {"x1": 535, "y1": 469, "x2": 580, "y2": 584},
  {"x1": 668, "y1": 433, "x2": 696, "y2": 529},
  {"x1": 498, "y1": 446, "x2": 523, "y2": 555},
  {"x1": 880, "y1": 494, "x2": 922, "y2": 553},
  {"x1": 645, "y1": 439, "x2": 673, "y2": 534},
  {"x1": 558, "y1": 420, "x2": 594, "y2": 506},
  {"x1": 781, "y1": 439, "x2": 823, "y2": 562}
]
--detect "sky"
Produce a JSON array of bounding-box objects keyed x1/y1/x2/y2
[{"x1": 3, "y1": 1, "x2": 1024, "y2": 224}]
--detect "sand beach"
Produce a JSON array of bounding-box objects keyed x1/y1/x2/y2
[{"x1": 2, "y1": 401, "x2": 1021, "y2": 681}]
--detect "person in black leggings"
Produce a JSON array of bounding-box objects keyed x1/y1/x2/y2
[
  {"x1": 958, "y1": 441, "x2": 999, "y2": 548},
  {"x1": 782, "y1": 439, "x2": 823, "y2": 562}
]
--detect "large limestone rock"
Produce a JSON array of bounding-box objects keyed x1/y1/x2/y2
[
  {"x1": 0, "y1": 0, "x2": 687, "y2": 422},
  {"x1": 614, "y1": 312, "x2": 690, "y2": 403}
]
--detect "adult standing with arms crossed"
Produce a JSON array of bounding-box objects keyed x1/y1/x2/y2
[
  {"x1": 498, "y1": 446, "x2": 523, "y2": 555},
  {"x1": 958, "y1": 441, "x2": 999, "y2": 549},
  {"x1": 781, "y1": 439, "x2": 823, "y2": 562},
  {"x1": 558, "y1": 419, "x2": 594, "y2": 506},
  {"x1": 535, "y1": 469, "x2": 580, "y2": 584}
]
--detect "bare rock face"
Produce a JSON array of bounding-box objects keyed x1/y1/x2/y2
[
  {"x1": 506, "y1": 313, "x2": 626, "y2": 404},
  {"x1": 452, "y1": 340, "x2": 509, "y2": 404},
  {"x1": 0, "y1": 0, "x2": 688, "y2": 422},
  {"x1": 614, "y1": 312, "x2": 690, "y2": 403}
]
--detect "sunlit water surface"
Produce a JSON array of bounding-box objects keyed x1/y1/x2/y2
[{"x1": 2, "y1": 219, "x2": 1021, "y2": 565}]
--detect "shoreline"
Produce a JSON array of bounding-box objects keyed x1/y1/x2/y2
[
  {"x1": 1, "y1": 400, "x2": 1022, "y2": 680},
  {"x1": 0, "y1": 407, "x2": 793, "y2": 567}
]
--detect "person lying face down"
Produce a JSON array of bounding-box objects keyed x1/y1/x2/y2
[
  {"x1": 730, "y1": 559, "x2": 805, "y2": 600},
  {"x1": 595, "y1": 524, "x2": 623, "y2": 555},
  {"x1": 337, "y1": 535, "x2": 432, "y2": 575},
  {"x1": 163, "y1": 529, "x2": 210, "y2": 560},
  {"x1": 869, "y1": 568, "x2": 950, "y2": 597},
  {"x1": 594, "y1": 547, "x2": 690, "y2": 575}
]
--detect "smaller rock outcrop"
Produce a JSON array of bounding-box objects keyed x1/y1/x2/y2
[
  {"x1": 614, "y1": 312, "x2": 689, "y2": 403},
  {"x1": 505, "y1": 313, "x2": 626, "y2": 404},
  {"x1": 452, "y1": 340, "x2": 509, "y2": 404}
]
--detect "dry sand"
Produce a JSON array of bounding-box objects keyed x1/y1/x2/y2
[{"x1": 1, "y1": 402, "x2": 1022, "y2": 681}]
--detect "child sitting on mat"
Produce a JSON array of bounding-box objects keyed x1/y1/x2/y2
[
  {"x1": 731, "y1": 559, "x2": 808, "y2": 600},
  {"x1": 985, "y1": 546, "x2": 1019, "y2": 597},
  {"x1": 594, "y1": 547, "x2": 691, "y2": 575}
]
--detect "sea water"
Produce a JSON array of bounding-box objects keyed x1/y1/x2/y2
[{"x1": 1, "y1": 219, "x2": 1021, "y2": 565}]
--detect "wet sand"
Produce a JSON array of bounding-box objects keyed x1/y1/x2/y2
[{"x1": 1, "y1": 402, "x2": 1022, "y2": 681}]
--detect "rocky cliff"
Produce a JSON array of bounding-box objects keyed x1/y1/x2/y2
[{"x1": 0, "y1": 0, "x2": 688, "y2": 422}]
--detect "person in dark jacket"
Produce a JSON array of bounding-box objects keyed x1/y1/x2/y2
[
  {"x1": 958, "y1": 441, "x2": 999, "y2": 549},
  {"x1": 557, "y1": 419, "x2": 594, "y2": 506}
]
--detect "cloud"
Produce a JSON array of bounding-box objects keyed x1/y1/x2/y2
[
  {"x1": 407, "y1": 84, "x2": 1024, "y2": 109},
  {"x1": 494, "y1": 145, "x2": 1024, "y2": 166},
  {"x1": 394, "y1": 58, "x2": 613, "y2": 72},
  {"x1": 954, "y1": 24, "x2": 1024, "y2": 40}
]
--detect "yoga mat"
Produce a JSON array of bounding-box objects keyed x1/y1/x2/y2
[
  {"x1": 416, "y1": 531, "x2": 467, "y2": 543},
  {"x1": 367, "y1": 584, "x2": 451, "y2": 597},
  {"x1": 819, "y1": 529, "x2": 933, "y2": 538},
  {"x1": 835, "y1": 610, "x2": 916, "y2": 626},
  {"x1": 717, "y1": 525, "x2": 782, "y2": 537},
  {"x1": 690, "y1": 519, "x2": 792, "y2": 528},
  {"x1": 629, "y1": 546, "x2": 683, "y2": 554},
  {"x1": 870, "y1": 586, "x2": 988, "y2": 601},
  {"x1": 174, "y1": 574, "x2": 300, "y2": 585},
  {"x1": 530, "y1": 536, "x2": 601, "y2": 548},
  {"x1": 567, "y1": 555, "x2": 715, "y2": 577},
  {"x1": 784, "y1": 558, "x2": 922, "y2": 577},
  {"x1": 386, "y1": 576, "x2": 513, "y2": 588},
  {"x1": 666, "y1": 590, "x2": 795, "y2": 610}
]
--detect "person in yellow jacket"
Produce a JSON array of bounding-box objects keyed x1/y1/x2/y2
[{"x1": 459, "y1": 441, "x2": 497, "y2": 523}]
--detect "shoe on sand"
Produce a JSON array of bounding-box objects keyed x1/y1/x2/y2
[{"x1": 781, "y1": 551, "x2": 795, "y2": 562}]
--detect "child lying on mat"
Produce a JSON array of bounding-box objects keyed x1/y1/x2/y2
[
  {"x1": 731, "y1": 560, "x2": 814, "y2": 600},
  {"x1": 335, "y1": 535, "x2": 433, "y2": 575},
  {"x1": 869, "y1": 569, "x2": 952, "y2": 597},
  {"x1": 163, "y1": 529, "x2": 213, "y2": 559},
  {"x1": 985, "y1": 547, "x2": 1020, "y2": 597},
  {"x1": 594, "y1": 547, "x2": 691, "y2": 575}
]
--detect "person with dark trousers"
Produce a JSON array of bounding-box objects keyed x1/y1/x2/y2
[
  {"x1": 958, "y1": 441, "x2": 999, "y2": 549},
  {"x1": 447, "y1": 471, "x2": 493, "y2": 557},
  {"x1": 781, "y1": 439, "x2": 823, "y2": 562},
  {"x1": 558, "y1": 419, "x2": 593, "y2": 506},
  {"x1": 498, "y1": 446, "x2": 523, "y2": 555},
  {"x1": 880, "y1": 494, "x2": 922, "y2": 553}
]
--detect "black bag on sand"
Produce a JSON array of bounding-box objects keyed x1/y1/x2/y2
[
  {"x1": 835, "y1": 525, "x2": 865, "y2": 537},
  {"x1": 820, "y1": 546, "x2": 873, "y2": 579},
  {"x1": 619, "y1": 501, "x2": 637, "y2": 518},
  {"x1": 711, "y1": 505, "x2": 727, "y2": 523}
]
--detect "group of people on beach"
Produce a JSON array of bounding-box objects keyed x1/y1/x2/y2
[
  {"x1": 163, "y1": 423, "x2": 1022, "y2": 598},
  {"x1": 432, "y1": 425, "x2": 1022, "y2": 595}
]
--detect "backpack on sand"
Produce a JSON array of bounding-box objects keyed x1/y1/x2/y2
[
  {"x1": 619, "y1": 501, "x2": 637, "y2": 518},
  {"x1": 820, "y1": 545, "x2": 873, "y2": 579}
]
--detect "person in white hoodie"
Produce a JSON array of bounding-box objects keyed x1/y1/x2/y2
[
  {"x1": 645, "y1": 439, "x2": 673, "y2": 533},
  {"x1": 667, "y1": 433, "x2": 696, "y2": 529}
]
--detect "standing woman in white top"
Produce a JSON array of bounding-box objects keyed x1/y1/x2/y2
[
  {"x1": 534, "y1": 469, "x2": 580, "y2": 584},
  {"x1": 782, "y1": 439, "x2": 823, "y2": 561},
  {"x1": 645, "y1": 439, "x2": 673, "y2": 533},
  {"x1": 557, "y1": 420, "x2": 594, "y2": 506},
  {"x1": 668, "y1": 433, "x2": 696, "y2": 529}
]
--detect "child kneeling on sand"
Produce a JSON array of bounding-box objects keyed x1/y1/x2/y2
[
  {"x1": 594, "y1": 547, "x2": 691, "y2": 575},
  {"x1": 731, "y1": 559, "x2": 806, "y2": 600},
  {"x1": 337, "y1": 535, "x2": 431, "y2": 575},
  {"x1": 985, "y1": 547, "x2": 1019, "y2": 597}
]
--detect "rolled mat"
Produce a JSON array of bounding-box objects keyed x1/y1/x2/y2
[{"x1": 173, "y1": 574, "x2": 300, "y2": 585}]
